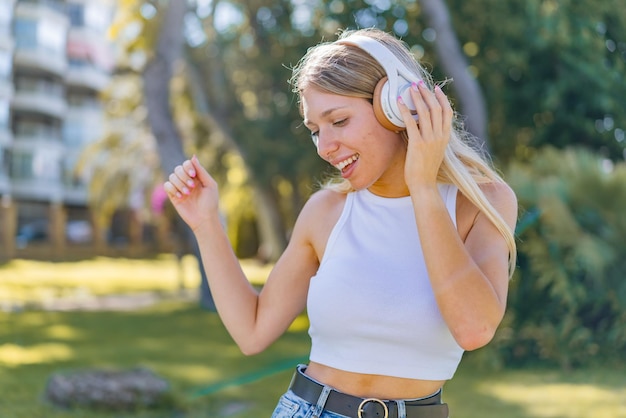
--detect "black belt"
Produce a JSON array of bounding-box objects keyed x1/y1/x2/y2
[{"x1": 289, "y1": 366, "x2": 449, "y2": 418}]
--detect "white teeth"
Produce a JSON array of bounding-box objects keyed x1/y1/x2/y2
[{"x1": 335, "y1": 154, "x2": 359, "y2": 170}]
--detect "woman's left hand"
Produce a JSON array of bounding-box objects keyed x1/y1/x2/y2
[{"x1": 398, "y1": 81, "x2": 453, "y2": 191}]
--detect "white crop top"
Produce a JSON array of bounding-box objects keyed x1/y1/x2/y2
[{"x1": 307, "y1": 185, "x2": 464, "y2": 380}]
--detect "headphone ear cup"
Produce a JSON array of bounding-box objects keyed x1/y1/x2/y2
[{"x1": 373, "y1": 76, "x2": 405, "y2": 132}]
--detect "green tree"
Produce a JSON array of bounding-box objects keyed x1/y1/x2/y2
[
  {"x1": 184, "y1": 0, "x2": 327, "y2": 261},
  {"x1": 501, "y1": 147, "x2": 626, "y2": 369},
  {"x1": 76, "y1": 72, "x2": 161, "y2": 246},
  {"x1": 143, "y1": 0, "x2": 217, "y2": 309},
  {"x1": 445, "y1": 0, "x2": 626, "y2": 163},
  {"x1": 315, "y1": 0, "x2": 490, "y2": 147},
  {"x1": 91, "y1": 0, "x2": 484, "y2": 265}
]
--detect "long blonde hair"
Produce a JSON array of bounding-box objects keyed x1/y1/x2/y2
[{"x1": 289, "y1": 28, "x2": 517, "y2": 277}]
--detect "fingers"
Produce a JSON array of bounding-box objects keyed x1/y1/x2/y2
[
  {"x1": 435, "y1": 85, "x2": 453, "y2": 139},
  {"x1": 398, "y1": 91, "x2": 421, "y2": 139},
  {"x1": 163, "y1": 157, "x2": 201, "y2": 200},
  {"x1": 163, "y1": 178, "x2": 183, "y2": 200},
  {"x1": 399, "y1": 81, "x2": 452, "y2": 141},
  {"x1": 191, "y1": 155, "x2": 214, "y2": 187},
  {"x1": 164, "y1": 165, "x2": 192, "y2": 199},
  {"x1": 410, "y1": 82, "x2": 433, "y2": 139},
  {"x1": 164, "y1": 155, "x2": 217, "y2": 201},
  {"x1": 182, "y1": 159, "x2": 196, "y2": 179}
]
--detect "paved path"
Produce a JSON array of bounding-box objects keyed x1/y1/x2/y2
[{"x1": 4, "y1": 290, "x2": 197, "y2": 312}]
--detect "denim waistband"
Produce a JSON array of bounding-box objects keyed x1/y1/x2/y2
[{"x1": 288, "y1": 365, "x2": 449, "y2": 418}]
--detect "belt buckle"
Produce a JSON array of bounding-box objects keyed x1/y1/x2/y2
[{"x1": 358, "y1": 398, "x2": 388, "y2": 418}]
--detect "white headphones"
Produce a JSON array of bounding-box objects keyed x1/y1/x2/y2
[{"x1": 337, "y1": 34, "x2": 422, "y2": 132}]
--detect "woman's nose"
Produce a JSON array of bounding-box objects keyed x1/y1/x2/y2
[{"x1": 316, "y1": 130, "x2": 339, "y2": 160}]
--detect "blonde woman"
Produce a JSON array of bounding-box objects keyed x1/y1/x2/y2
[{"x1": 164, "y1": 28, "x2": 517, "y2": 418}]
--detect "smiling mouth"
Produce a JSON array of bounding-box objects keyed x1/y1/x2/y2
[{"x1": 334, "y1": 154, "x2": 360, "y2": 171}]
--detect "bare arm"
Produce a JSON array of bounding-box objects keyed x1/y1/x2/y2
[
  {"x1": 410, "y1": 183, "x2": 517, "y2": 350},
  {"x1": 399, "y1": 82, "x2": 517, "y2": 350},
  {"x1": 164, "y1": 156, "x2": 319, "y2": 355}
]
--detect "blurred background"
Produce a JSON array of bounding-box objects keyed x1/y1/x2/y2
[{"x1": 0, "y1": 0, "x2": 625, "y2": 417}]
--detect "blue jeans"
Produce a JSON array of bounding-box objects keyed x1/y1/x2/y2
[
  {"x1": 271, "y1": 389, "x2": 349, "y2": 418},
  {"x1": 271, "y1": 365, "x2": 448, "y2": 418}
]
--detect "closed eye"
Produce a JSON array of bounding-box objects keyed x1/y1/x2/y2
[
  {"x1": 309, "y1": 118, "x2": 347, "y2": 148},
  {"x1": 310, "y1": 131, "x2": 319, "y2": 147}
]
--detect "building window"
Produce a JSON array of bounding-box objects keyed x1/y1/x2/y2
[
  {"x1": 85, "y1": 3, "x2": 110, "y2": 32},
  {"x1": 34, "y1": 151, "x2": 62, "y2": 180},
  {"x1": 67, "y1": 91, "x2": 100, "y2": 109},
  {"x1": 67, "y1": 2, "x2": 110, "y2": 32},
  {"x1": 39, "y1": 18, "x2": 66, "y2": 55},
  {"x1": 12, "y1": 150, "x2": 61, "y2": 181},
  {"x1": 14, "y1": 75, "x2": 64, "y2": 97},
  {"x1": 67, "y1": 3, "x2": 84, "y2": 27},
  {"x1": 14, "y1": 117, "x2": 61, "y2": 141},
  {"x1": 63, "y1": 120, "x2": 83, "y2": 147},
  {"x1": 14, "y1": 19, "x2": 38, "y2": 50},
  {"x1": 11, "y1": 152, "x2": 34, "y2": 180},
  {"x1": 14, "y1": 17, "x2": 66, "y2": 55}
]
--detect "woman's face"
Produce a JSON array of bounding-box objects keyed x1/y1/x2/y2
[{"x1": 301, "y1": 87, "x2": 408, "y2": 196}]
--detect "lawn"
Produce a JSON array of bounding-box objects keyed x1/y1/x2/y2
[{"x1": 1, "y1": 257, "x2": 625, "y2": 418}]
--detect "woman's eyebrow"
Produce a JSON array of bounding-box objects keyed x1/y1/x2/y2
[{"x1": 303, "y1": 106, "x2": 347, "y2": 127}]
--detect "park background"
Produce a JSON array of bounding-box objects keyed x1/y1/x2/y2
[{"x1": 1, "y1": 0, "x2": 625, "y2": 417}]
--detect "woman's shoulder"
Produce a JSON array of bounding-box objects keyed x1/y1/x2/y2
[
  {"x1": 296, "y1": 189, "x2": 348, "y2": 234},
  {"x1": 301, "y1": 188, "x2": 349, "y2": 218},
  {"x1": 457, "y1": 180, "x2": 516, "y2": 209},
  {"x1": 478, "y1": 181, "x2": 518, "y2": 217},
  {"x1": 456, "y1": 181, "x2": 518, "y2": 238},
  {"x1": 293, "y1": 189, "x2": 349, "y2": 258}
]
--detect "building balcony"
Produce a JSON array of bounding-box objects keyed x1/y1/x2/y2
[
  {"x1": 15, "y1": 0, "x2": 68, "y2": 26},
  {"x1": 66, "y1": 64, "x2": 111, "y2": 91},
  {"x1": 66, "y1": 29, "x2": 114, "y2": 91},
  {"x1": 64, "y1": 106, "x2": 104, "y2": 144},
  {"x1": 13, "y1": 47, "x2": 68, "y2": 77},
  {"x1": 62, "y1": 141, "x2": 90, "y2": 205},
  {"x1": 14, "y1": 1, "x2": 69, "y2": 77},
  {"x1": 12, "y1": 89, "x2": 67, "y2": 120},
  {"x1": 11, "y1": 178, "x2": 64, "y2": 202},
  {"x1": 13, "y1": 131, "x2": 63, "y2": 147},
  {"x1": 63, "y1": 185, "x2": 88, "y2": 205},
  {"x1": 10, "y1": 140, "x2": 64, "y2": 202}
]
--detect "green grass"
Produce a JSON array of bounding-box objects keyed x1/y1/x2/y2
[
  {"x1": 1, "y1": 301, "x2": 310, "y2": 417},
  {"x1": 1, "y1": 257, "x2": 625, "y2": 417},
  {"x1": 0, "y1": 255, "x2": 271, "y2": 307}
]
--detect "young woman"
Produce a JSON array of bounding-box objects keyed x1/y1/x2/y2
[{"x1": 164, "y1": 28, "x2": 517, "y2": 418}]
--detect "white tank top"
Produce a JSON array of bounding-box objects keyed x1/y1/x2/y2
[{"x1": 307, "y1": 185, "x2": 464, "y2": 380}]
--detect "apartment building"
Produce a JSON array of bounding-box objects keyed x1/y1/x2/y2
[
  {"x1": 0, "y1": 0, "x2": 114, "y2": 259},
  {"x1": 0, "y1": 0, "x2": 18, "y2": 255},
  {"x1": 0, "y1": 0, "x2": 14, "y2": 196}
]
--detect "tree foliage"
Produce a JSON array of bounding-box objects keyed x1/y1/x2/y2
[
  {"x1": 498, "y1": 147, "x2": 626, "y2": 368},
  {"x1": 445, "y1": 0, "x2": 626, "y2": 163},
  {"x1": 76, "y1": 73, "x2": 161, "y2": 227},
  {"x1": 86, "y1": 0, "x2": 626, "y2": 368}
]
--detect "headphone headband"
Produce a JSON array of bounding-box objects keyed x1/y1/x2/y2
[{"x1": 337, "y1": 34, "x2": 421, "y2": 131}]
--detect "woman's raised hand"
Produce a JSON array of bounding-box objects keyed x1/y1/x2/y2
[
  {"x1": 397, "y1": 81, "x2": 453, "y2": 191},
  {"x1": 163, "y1": 155, "x2": 220, "y2": 232}
]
